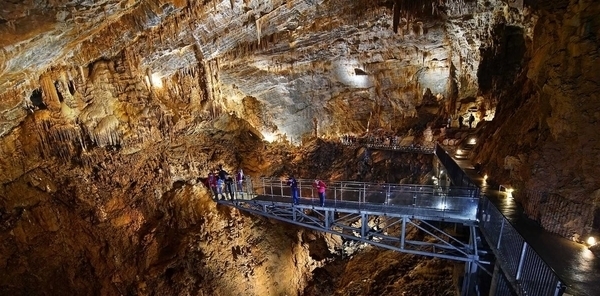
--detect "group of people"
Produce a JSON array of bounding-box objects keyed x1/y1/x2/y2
[
  {"x1": 457, "y1": 113, "x2": 476, "y2": 129},
  {"x1": 341, "y1": 134, "x2": 358, "y2": 145},
  {"x1": 207, "y1": 165, "x2": 245, "y2": 200},
  {"x1": 341, "y1": 133, "x2": 401, "y2": 147},
  {"x1": 286, "y1": 176, "x2": 327, "y2": 206}
]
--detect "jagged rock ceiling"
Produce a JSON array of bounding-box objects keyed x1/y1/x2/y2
[{"x1": 0, "y1": 0, "x2": 505, "y2": 139}]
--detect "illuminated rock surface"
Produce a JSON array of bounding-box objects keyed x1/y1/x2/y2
[{"x1": 0, "y1": 0, "x2": 599, "y2": 294}]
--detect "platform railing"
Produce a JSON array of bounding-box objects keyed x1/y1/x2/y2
[
  {"x1": 341, "y1": 140, "x2": 435, "y2": 154},
  {"x1": 480, "y1": 197, "x2": 566, "y2": 296},
  {"x1": 211, "y1": 176, "x2": 256, "y2": 201},
  {"x1": 435, "y1": 143, "x2": 478, "y2": 189},
  {"x1": 434, "y1": 143, "x2": 566, "y2": 296},
  {"x1": 252, "y1": 178, "x2": 479, "y2": 221}
]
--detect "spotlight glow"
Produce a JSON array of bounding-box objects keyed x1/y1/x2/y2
[
  {"x1": 468, "y1": 138, "x2": 477, "y2": 145},
  {"x1": 436, "y1": 201, "x2": 447, "y2": 210},
  {"x1": 262, "y1": 132, "x2": 276, "y2": 143},
  {"x1": 150, "y1": 73, "x2": 163, "y2": 88},
  {"x1": 506, "y1": 188, "x2": 514, "y2": 198},
  {"x1": 588, "y1": 236, "x2": 597, "y2": 246}
]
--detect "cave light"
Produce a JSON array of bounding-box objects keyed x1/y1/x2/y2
[
  {"x1": 588, "y1": 236, "x2": 597, "y2": 246},
  {"x1": 505, "y1": 188, "x2": 514, "y2": 199},
  {"x1": 150, "y1": 73, "x2": 163, "y2": 88},
  {"x1": 468, "y1": 138, "x2": 476, "y2": 145},
  {"x1": 483, "y1": 174, "x2": 488, "y2": 180},
  {"x1": 262, "y1": 132, "x2": 276, "y2": 143},
  {"x1": 436, "y1": 201, "x2": 447, "y2": 210},
  {"x1": 333, "y1": 59, "x2": 372, "y2": 88}
]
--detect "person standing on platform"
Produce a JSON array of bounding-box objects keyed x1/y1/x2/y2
[
  {"x1": 217, "y1": 175, "x2": 224, "y2": 200},
  {"x1": 225, "y1": 176, "x2": 235, "y2": 201},
  {"x1": 468, "y1": 113, "x2": 475, "y2": 129},
  {"x1": 218, "y1": 164, "x2": 228, "y2": 181},
  {"x1": 313, "y1": 179, "x2": 327, "y2": 206},
  {"x1": 236, "y1": 168, "x2": 244, "y2": 197},
  {"x1": 287, "y1": 175, "x2": 299, "y2": 205},
  {"x1": 208, "y1": 171, "x2": 218, "y2": 199},
  {"x1": 458, "y1": 115, "x2": 464, "y2": 129}
]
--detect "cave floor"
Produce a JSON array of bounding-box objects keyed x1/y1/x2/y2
[{"x1": 455, "y1": 159, "x2": 600, "y2": 296}]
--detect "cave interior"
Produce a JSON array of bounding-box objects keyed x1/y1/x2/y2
[{"x1": 0, "y1": 0, "x2": 599, "y2": 295}]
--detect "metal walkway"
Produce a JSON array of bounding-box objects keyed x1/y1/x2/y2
[
  {"x1": 435, "y1": 145, "x2": 566, "y2": 296},
  {"x1": 217, "y1": 144, "x2": 567, "y2": 296},
  {"x1": 223, "y1": 180, "x2": 480, "y2": 263},
  {"x1": 341, "y1": 140, "x2": 435, "y2": 154}
]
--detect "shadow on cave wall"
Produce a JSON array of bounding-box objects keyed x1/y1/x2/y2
[{"x1": 477, "y1": 24, "x2": 526, "y2": 100}]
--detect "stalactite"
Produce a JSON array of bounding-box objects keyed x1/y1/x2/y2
[
  {"x1": 256, "y1": 17, "x2": 262, "y2": 45},
  {"x1": 39, "y1": 74, "x2": 61, "y2": 111}
]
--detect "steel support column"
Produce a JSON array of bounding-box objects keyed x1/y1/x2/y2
[{"x1": 361, "y1": 213, "x2": 368, "y2": 238}]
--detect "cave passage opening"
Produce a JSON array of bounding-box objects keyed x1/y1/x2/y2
[{"x1": 29, "y1": 88, "x2": 46, "y2": 110}]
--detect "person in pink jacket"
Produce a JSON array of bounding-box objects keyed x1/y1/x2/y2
[{"x1": 313, "y1": 179, "x2": 327, "y2": 206}]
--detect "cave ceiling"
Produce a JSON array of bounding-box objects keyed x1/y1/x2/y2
[{"x1": 0, "y1": 0, "x2": 500, "y2": 139}]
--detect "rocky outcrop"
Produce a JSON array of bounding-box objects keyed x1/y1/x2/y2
[
  {"x1": 471, "y1": 0, "x2": 600, "y2": 239},
  {"x1": 1, "y1": 0, "x2": 599, "y2": 294},
  {"x1": 0, "y1": 41, "x2": 447, "y2": 294}
]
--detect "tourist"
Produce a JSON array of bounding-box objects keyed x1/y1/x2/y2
[
  {"x1": 208, "y1": 171, "x2": 218, "y2": 199},
  {"x1": 236, "y1": 168, "x2": 244, "y2": 193},
  {"x1": 468, "y1": 113, "x2": 475, "y2": 128},
  {"x1": 225, "y1": 176, "x2": 235, "y2": 200},
  {"x1": 458, "y1": 115, "x2": 464, "y2": 129},
  {"x1": 313, "y1": 179, "x2": 327, "y2": 206},
  {"x1": 217, "y1": 175, "x2": 224, "y2": 199},
  {"x1": 287, "y1": 175, "x2": 299, "y2": 205},
  {"x1": 218, "y1": 164, "x2": 228, "y2": 181}
]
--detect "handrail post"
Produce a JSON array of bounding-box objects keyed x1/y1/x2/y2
[
  {"x1": 386, "y1": 185, "x2": 390, "y2": 205},
  {"x1": 269, "y1": 179, "x2": 273, "y2": 200},
  {"x1": 516, "y1": 242, "x2": 528, "y2": 280},
  {"x1": 363, "y1": 183, "x2": 366, "y2": 204},
  {"x1": 497, "y1": 218, "x2": 505, "y2": 249},
  {"x1": 401, "y1": 216, "x2": 406, "y2": 249},
  {"x1": 280, "y1": 179, "x2": 283, "y2": 197},
  {"x1": 334, "y1": 186, "x2": 337, "y2": 205}
]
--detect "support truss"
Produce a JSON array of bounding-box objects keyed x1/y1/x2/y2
[{"x1": 224, "y1": 199, "x2": 488, "y2": 265}]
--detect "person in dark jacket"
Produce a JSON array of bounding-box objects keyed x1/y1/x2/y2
[
  {"x1": 225, "y1": 176, "x2": 235, "y2": 201},
  {"x1": 287, "y1": 175, "x2": 299, "y2": 205},
  {"x1": 218, "y1": 164, "x2": 228, "y2": 181}
]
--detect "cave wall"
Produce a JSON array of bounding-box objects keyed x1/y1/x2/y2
[
  {"x1": 216, "y1": 2, "x2": 457, "y2": 140},
  {"x1": 472, "y1": 0, "x2": 600, "y2": 239},
  {"x1": 0, "y1": 44, "x2": 342, "y2": 293},
  {"x1": 1, "y1": 0, "x2": 476, "y2": 144},
  {"x1": 2, "y1": 0, "x2": 599, "y2": 293}
]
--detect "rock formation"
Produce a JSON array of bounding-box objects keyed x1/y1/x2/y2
[{"x1": 1, "y1": 0, "x2": 599, "y2": 294}]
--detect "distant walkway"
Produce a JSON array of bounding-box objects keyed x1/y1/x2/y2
[
  {"x1": 453, "y1": 155, "x2": 600, "y2": 296},
  {"x1": 340, "y1": 139, "x2": 434, "y2": 154}
]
